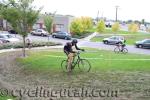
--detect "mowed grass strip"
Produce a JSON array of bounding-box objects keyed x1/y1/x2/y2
[
  {"x1": 18, "y1": 49, "x2": 150, "y2": 72},
  {"x1": 91, "y1": 34, "x2": 150, "y2": 45}
]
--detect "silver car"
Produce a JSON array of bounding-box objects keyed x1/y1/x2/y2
[
  {"x1": 0, "y1": 34, "x2": 20, "y2": 43},
  {"x1": 103, "y1": 36, "x2": 125, "y2": 45},
  {"x1": 31, "y1": 29, "x2": 49, "y2": 36}
]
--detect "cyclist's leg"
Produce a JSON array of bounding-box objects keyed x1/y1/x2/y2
[{"x1": 67, "y1": 53, "x2": 74, "y2": 72}]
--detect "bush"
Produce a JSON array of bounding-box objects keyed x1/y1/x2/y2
[
  {"x1": 96, "y1": 20, "x2": 105, "y2": 33},
  {"x1": 0, "y1": 42, "x2": 61, "y2": 50},
  {"x1": 112, "y1": 22, "x2": 120, "y2": 32},
  {"x1": 128, "y1": 23, "x2": 139, "y2": 33},
  {"x1": 70, "y1": 17, "x2": 93, "y2": 36}
]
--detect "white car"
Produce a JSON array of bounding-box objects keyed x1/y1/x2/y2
[
  {"x1": 31, "y1": 29, "x2": 49, "y2": 36},
  {"x1": 0, "y1": 34, "x2": 20, "y2": 43}
]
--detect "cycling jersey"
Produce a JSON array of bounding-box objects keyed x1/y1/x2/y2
[{"x1": 64, "y1": 42, "x2": 81, "y2": 55}]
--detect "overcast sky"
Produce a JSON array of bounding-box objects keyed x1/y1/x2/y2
[{"x1": 33, "y1": 0, "x2": 150, "y2": 22}]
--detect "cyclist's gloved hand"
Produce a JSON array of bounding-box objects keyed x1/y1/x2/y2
[{"x1": 81, "y1": 49, "x2": 85, "y2": 51}]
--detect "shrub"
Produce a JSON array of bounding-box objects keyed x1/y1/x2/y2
[
  {"x1": 96, "y1": 20, "x2": 105, "y2": 33},
  {"x1": 70, "y1": 17, "x2": 93, "y2": 36},
  {"x1": 128, "y1": 23, "x2": 139, "y2": 33},
  {"x1": 0, "y1": 42, "x2": 61, "y2": 50},
  {"x1": 112, "y1": 22, "x2": 120, "y2": 32}
]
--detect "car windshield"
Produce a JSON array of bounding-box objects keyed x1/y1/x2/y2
[{"x1": 142, "y1": 39, "x2": 148, "y2": 42}]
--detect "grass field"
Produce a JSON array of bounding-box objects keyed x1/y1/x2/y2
[
  {"x1": 15, "y1": 49, "x2": 150, "y2": 99},
  {"x1": 18, "y1": 49, "x2": 150, "y2": 72},
  {"x1": 91, "y1": 34, "x2": 150, "y2": 45}
]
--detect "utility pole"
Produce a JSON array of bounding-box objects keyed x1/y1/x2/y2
[
  {"x1": 115, "y1": 6, "x2": 119, "y2": 22},
  {"x1": 97, "y1": 10, "x2": 99, "y2": 23}
]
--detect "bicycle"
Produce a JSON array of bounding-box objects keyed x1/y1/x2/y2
[
  {"x1": 61, "y1": 51, "x2": 91, "y2": 72},
  {"x1": 114, "y1": 44, "x2": 128, "y2": 54}
]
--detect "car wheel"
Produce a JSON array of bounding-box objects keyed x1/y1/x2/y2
[
  {"x1": 52, "y1": 35, "x2": 56, "y2": 38},
  {"x1": 64, "y1": 37, "x2": 68, "y2": 40},
  {"x1": 31, "y1": 32, "x2": 34, "y2": 35},
  {"x1": 138, "y1": 44, "x2": 143, "y2": 48},
  {"x1": 104, "y1": 41, "x2": 108, "y2": 44},
  {"x1": 41, "y1": 33, "x2": 44, "y2": 37}
]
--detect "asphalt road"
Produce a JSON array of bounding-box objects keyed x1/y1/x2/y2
[
  {"x1": 79, "y1": 41, "x2": 150, "y2": 55},
  {"x1": 11, "y1": 34, "x2": 150, "y2": 55}
]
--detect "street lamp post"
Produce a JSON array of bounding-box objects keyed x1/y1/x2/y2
[{"x1": 115, "y1": 6, "x2": 119, "y2": 22}]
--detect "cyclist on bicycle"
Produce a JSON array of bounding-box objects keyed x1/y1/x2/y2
[
  {"x1": 117, "y1": 40, "x2": 126, "y2": 52},
  {"x1": 64, "y1": 39, "x2": 84, "y2": 72}
]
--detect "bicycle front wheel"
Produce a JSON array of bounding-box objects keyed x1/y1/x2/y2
[
  {"x1": 114, "y1": 47, "x2": 120, "y2": 53},
  {"x1": 123, "y1": 48, "x2": 128, "y2": 54},
  {"x1": 61, "y1": 60, "x2": 68, "y2": 72},
  {"x1": 78, "y1": 59, "x2": 91, "y2": 72}
]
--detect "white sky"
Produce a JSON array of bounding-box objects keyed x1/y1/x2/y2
[{"x1": 33, "y1": 0, "x2": 150, "y2": 22}]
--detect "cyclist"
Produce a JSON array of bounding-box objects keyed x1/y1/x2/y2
[
  {"x1": 64, "y1": 39, "x2": 84, "y2": 73},
  {"x1": 117, "y1": 40, "x2": 126, "y2": 52},
  {"x1": 26, "y1": 38, "x2": 32, "y2": 49}
]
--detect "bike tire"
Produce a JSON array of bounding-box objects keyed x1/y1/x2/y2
[
  {"x1": 61, "y1": 60, "x2": 68, "y2": 72},
  {"x1": 123, "y1": 48, "x2": 128, "y2": 54},
  {"x1": 114, "y1": 47, "x2": 120, "y2": 53},
  {"x1": 78, "y1": 59, "x2": 91, "y2": 72}
]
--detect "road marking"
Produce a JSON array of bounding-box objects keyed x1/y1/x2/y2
[{"x1": 44, "y1": 55, "x2": 150, "y2": 61}]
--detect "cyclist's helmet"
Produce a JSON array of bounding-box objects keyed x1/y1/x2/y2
[{"x1": 72, "y1": 39, "x2": 78, "y2": 44}]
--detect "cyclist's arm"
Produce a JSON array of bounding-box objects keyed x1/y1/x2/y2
[{"x1": 75, "y1": 44, "x2": 84, "y2": 51}]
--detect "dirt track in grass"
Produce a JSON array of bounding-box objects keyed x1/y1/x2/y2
[{"x1": 0, "y1": 50, "x2": 150, "y2": 100}]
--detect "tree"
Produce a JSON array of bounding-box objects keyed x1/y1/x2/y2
[
  {"x1": 70, "y1": 17, "x2": 93, "y2": 35},
  {"x1": 44, "y1": 16, "x2": 53, "y2": 33},
  {"x1": 112, "y1": 22, "x2": 120, "y2": 32},
  {"x1": 141, "y1": 19, "x2": 145, "y2": 25},
  {"x1": 0, "y1": 0, "x2": 41, "y2": 57},
  {"x1": 80, "y1": 16, "x2": 93, "y2": 30},
  {"x1": 128, "y1": 22, "x2": 139, "y2": 33},
  {"x1": 96, "y1": 20, "x2": 105, "y2": 33},
  {"x1": 70, "y1": 18, "x2": 84, "y2": 35}
]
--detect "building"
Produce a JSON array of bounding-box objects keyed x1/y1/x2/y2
[{"x1": 34, "y1": 14, "x2": 74, "y2": 33}]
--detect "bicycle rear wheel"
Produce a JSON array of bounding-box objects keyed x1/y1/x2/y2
[
  {"x1": 78, "y1": 59, "x2": 91, "y2": 72},
  {"x1": 61, "y1": 60, "x2": 68, "y2": 72},
  {"x1": 123, "y1": 48, "x2": 128, "y2": 54},
  {"x1": 114, "y1": 47, "x2": 120, "y2": 53}
]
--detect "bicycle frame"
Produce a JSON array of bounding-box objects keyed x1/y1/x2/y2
[{"x1": 71, "y1": 52, "x2": 81, "y2": 68}]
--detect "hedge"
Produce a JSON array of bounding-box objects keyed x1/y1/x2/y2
[{"x1": 0, "y1": 41, "x2": 61, "y2": 50}]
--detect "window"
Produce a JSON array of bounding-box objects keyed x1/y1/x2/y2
[{"x1": 55, "y1": 24, "x2": 64, "y2": 32}]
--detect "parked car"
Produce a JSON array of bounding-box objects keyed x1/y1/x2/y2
[
  {"x1": 0, "y1": 34, "x2": 20, "y2": 43},
  {"x1": 135, "y1": 39, "x2": 150, "y2": 48},
  {"x1": 8, "y1": 30, "x2": 18, "y2": 34},
  {"x1": 52, "y1": 32, "x2": 72, "y2": 40},
  {"x1": 31, "y1": 29, "x2": 48, "y2": 36},
  {"x1": 103, "y1": 36, "x2": 125, "y2": 45}
]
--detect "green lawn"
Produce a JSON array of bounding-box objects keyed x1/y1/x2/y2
[
  {"x1": 18, "y1": 49, "x2": 150, "y2": 72},
  {"x1": 0, "y1": 96, "x2": 15, "y2": 100},
  {"x1": 91, "y1": 34, "x2": 150, "y2": 45},
  {"x1": 16, "y1": 49, "x2": 150, "y2": 99}
]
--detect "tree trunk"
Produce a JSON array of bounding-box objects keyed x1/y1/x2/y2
[{"x1": 22, "y1": 36, "x2": 26, "y2": 57}]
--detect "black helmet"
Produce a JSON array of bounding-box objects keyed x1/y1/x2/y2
[{"x1": 72, "y1": 39, "x2": 78, "y2": 44}]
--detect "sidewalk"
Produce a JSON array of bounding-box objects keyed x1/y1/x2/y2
[
  {"x1": 82, "y1": 32, "x2": 98, "y2": 41},
  {"x1": 0, "y1": 45, "x2": 64, "y2": 54}
]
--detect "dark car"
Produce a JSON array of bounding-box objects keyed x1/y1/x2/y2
[
  {"x1": 8, "y1": 30, "x2": 18, "y2": 34},
  {"x1": 52, "y1": 32, "x2": 71, "y2": 40},
  {"x1": 135, "y1": 39, "x2": 150, "y2": 48},
  {"x1": 103, "y1": 36, "x2": 125, "y2": 45}
]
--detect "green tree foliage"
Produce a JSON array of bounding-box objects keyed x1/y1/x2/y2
[
  {"x1": 70, "y1": 17, "x2": 93, "y2": 35},
  {"x1": 44, "y1": 16, "x2": 53, "y2": 34},
  {"x1": 128, "y1": 22, "x2": 139, "y2": 33},
  {"x1": 96, "y1": 20, "x2": 105, "y2": 33},
  {"x1": 0, "y1": 0, "x2": 41, "y2": 57},
  {"x1": 112, "y1": 22, "x2": 120, "y2": 32}
]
